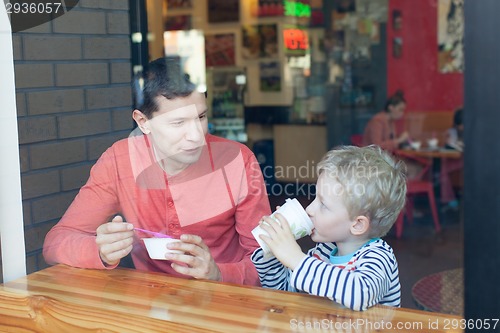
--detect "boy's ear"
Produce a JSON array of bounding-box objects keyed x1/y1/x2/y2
[
  {"x1": 132, "y1": 110, "x2": 151, "y2": 134},
  {"x1": 350, "y1": 215, "x2": 370, "y2": 236}
]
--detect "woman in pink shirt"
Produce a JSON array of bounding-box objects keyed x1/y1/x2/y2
[{"x1": 363, "y1": 90, "x2": 409, "y2": 151}]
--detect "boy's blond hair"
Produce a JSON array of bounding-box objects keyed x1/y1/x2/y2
[{"x1": 317, "y1": 145, "x2": 407, "y2": 237}]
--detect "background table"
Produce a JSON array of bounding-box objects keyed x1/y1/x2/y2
[
  {"x1": 0, "y1": 265, "x2": 463, "y2": 332},
  {"x1": 396, "y1": 148, "x2": 463, "y2": 201},
  {"x1": 397, "y1": 148, "x2": 462, "y2": 159},
  {"x1": 412, "y1": 268, "x2": 464, "y2": 316}
]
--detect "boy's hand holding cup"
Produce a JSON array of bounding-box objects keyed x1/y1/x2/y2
[{"x1": 252, "y1": 198, "x2": 313, "y2": 260}]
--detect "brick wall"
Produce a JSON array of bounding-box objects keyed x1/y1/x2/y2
[{"x1": 12, "y1": 0, "x2": 133, "y2": 275}]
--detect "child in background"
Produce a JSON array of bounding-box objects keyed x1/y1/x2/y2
[
  {"x1": 252, "y1": 145, "x2": 407, "y2": 311},
  {"x1": 445, "y1": 108, "x2": 464, "y2": 152},
  {"x1": 441, "y1": 108, "x2": 464, "y2": 211}
]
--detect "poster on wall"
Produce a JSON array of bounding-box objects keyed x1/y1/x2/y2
[
  {"x1": 438, "y1": 0, "x2": 464, "y2": 73},
  {"x1": 242, "y1": 24, "x2": 278, "y2": 59},
  {"x1": 392, "y1": 9, "x2": 402, "y2": 30},
  {"x1": 257, "y1": 0, "x2": 284, "y2": 17},
  {"x1": 205, "y1": 33, "x2": 236, "y2": 67},
  {"x1": 208, "y1": 0, "x2": 240, "y2": 23},
  {"x1": 259, "y1": 62, "x2": 281, "y2": 92}
]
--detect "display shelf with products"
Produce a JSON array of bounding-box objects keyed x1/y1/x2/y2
[{"x1": 206, "y1": 67, "x2": 248, "y2": 143}]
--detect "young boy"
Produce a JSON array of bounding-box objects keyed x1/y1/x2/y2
[{"x1": 251, "y1": 145, "x2": 407, "y2": 311}]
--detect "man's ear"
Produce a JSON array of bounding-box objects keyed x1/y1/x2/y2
[
  {"x1": 350, "y1": 215, "x2": 370, "y2": 236},
  {"x1": 132, "y1": 110, "x2": 150, "y2": 134}
]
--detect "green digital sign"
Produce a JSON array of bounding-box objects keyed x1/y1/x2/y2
[{"x1": 284, "y1": 1, "x2": 311, "y2": 18}]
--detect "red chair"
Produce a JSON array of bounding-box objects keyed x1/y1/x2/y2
[
  {"x1": 394, "y1": 151, "x2": 441, "y2": 238},
  {"x1": 350, "y1": 134, "x2": 364, "y2": 147}
]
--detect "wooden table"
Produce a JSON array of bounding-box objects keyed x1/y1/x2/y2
[
  {"x1": 0, "y1": 265, "x2": 463, "y2": 332},
  {"x1": 412, "y1": 268, "x2": 464, "y2": 317}
]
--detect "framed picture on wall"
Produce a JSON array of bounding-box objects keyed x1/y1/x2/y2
[
  {"x1": 242, "y1": 24, "x2": 278, "y2": 59},
  {"x1": 393, "y1": 37, "x2": 402, "y2": 58},
  {"x1": 257, "y1": 0, "x2": 284, "y2": 17},
  {"x1": 166, "y1": 0, "x2": 192, "y2": 10},
  {"x1": 164, "y1": 15, "x2": 191, "y2": 31},
  {"x1": 392, "y1": 9, "x2": 402, "y2": 31},
  {"x1": 205, "y1": 33, "x2": 236, "y2": 67},
  {"x1": 208, "y1": 0, "x2": 240, "y2": 23},
  {"x1": 260, "y1": 62, "x2": 281, "y2": 92},
  {"x1": 438, "y1": 0, "x2": 464, "y2": 73}
]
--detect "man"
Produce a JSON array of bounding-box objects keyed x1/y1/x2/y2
[{"x1": 43, "y1": 58, "x2": 271, "y2": 285}]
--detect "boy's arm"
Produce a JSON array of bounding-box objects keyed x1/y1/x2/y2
[
  {"x1": 290, "y1": 244, "x2": 400, "y2": 311},
  {"x1": 251, "y1": 248, "x2": 294, "y2": 292}
]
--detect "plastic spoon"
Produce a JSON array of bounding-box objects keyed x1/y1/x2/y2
[{"x1": 134, "y1": 227, "x2": 172, "y2": 238}]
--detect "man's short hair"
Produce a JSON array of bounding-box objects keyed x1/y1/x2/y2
[{"x1": 135, "y1": 57, "x2": 196, "y2": 118}]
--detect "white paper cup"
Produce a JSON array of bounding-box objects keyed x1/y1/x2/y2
[
  {"x1": 427, "y1": 138, "x2": 438, "y2": 150},
  {"x1": 410, "y1": 141, "x2": 421, "y2": 150},
  {"x1": 252, "y1": 198, "x2": 313, "y2": 258},
  {"x1": 142, "y1": 238, "x2": 182, "y2": 260}
]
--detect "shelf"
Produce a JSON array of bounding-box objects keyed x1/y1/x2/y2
[{"x1": 213, "y1": 125, "x2": 245, "y2": 130}]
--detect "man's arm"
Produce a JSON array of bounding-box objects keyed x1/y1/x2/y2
[{"x1": 43, "y1": 147, "x2": 123, "y2": 269}]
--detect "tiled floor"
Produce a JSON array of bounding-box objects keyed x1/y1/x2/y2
[{"x1": 269, "y1": 193, "x2": 464, "y2": 311}]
